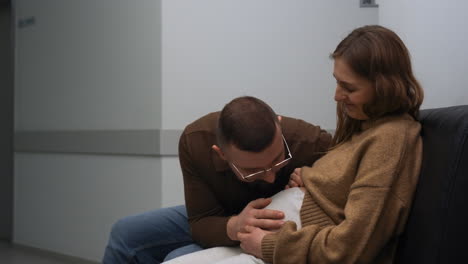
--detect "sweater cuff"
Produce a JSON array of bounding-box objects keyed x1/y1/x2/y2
[{"x1": 262, "y1": 232, "x2": 279, "y2": 263}]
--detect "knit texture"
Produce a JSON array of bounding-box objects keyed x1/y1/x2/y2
[{"x1": 262, "y1": 114, "x2": 422, "y2": 264}]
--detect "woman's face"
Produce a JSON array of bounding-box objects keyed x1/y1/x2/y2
[{"x1": 333, "y1": 58, "x2": 375, "y2": 120}]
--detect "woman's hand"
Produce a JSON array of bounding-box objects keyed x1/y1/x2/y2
[
  {"x1": 237, "y1": 225, "x2": 272, "y2": 259},
  {"x1": 285, "y1": 167, "x2": 303, "y2": 189}
]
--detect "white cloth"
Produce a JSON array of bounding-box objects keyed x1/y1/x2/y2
[{"x1": 163, "y1": 187, "x2": 305, "y2": 264}]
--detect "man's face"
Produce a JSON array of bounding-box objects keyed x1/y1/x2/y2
[{"x1": 221, "y1": 125, "x2": 288, "y2": 184}]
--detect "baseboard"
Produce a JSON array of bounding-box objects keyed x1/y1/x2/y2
[{"x1": 10, "y1": 242, "x2": 99, "y2": 264}]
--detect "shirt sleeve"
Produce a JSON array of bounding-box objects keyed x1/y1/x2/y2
[
  {"x1": 178, "y1": 132, "x2": 238, "y2": 248},
  {"x1": 317, "y1": 128, "x2": 332, "y2": 154},
  {"x1": 288, "y1": 118, "x2": 333, "y2": 167}
]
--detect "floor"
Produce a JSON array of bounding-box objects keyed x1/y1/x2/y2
[{"x1": 0, "y1": 241, "x2": 98, "y2": 264}]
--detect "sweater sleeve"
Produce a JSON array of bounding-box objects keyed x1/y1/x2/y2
[
  {"x1": 261, "y1": 122, "x2": 421, "y2": 263},
  {"x1": 262, "y1": 188, "x2": 406, "y2": 263}
]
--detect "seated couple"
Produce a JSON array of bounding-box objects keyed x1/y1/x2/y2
[{"x1": 103, "y1": 25, "x2": 424, "y2": 264}]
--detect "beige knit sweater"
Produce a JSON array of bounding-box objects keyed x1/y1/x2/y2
[{"x1": 262, "y1": 114, "x2": 422, "y2": 264}]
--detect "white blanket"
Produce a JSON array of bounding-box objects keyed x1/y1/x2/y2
[{"x1": 163, "y1": 187, "x2": 305, "y2": 264}]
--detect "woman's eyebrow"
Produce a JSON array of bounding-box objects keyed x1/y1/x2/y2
[{"x1": 333, "y1": 73, "x2": 354, "y2": 86}]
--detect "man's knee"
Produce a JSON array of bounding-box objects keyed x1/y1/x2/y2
[{"x1": 109, "y1": 216, "x2": 134, "y2": 245}]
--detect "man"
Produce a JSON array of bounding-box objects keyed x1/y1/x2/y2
[{"x1": 103, "y1": 96, "x2": 331, "y2": 263}]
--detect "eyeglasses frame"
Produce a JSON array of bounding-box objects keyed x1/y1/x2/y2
[{"x1": 230, "y1": 135, "x2": 292, "y2": 181}]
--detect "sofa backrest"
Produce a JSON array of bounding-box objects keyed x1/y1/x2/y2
[{"x1": 395, "y1": 105, "x2": 468, "y2": 263}]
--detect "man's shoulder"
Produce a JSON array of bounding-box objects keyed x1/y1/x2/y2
[
  {"x1": 281, "y1": 116, "x2": 332, "y2": 168},
  {"x1": 179, "y1": 112, "x2": 220, "y2": 167},
  {"x1": 183, "y1": 111, "x2": 220, "y2": 136},
  {"x1": 179, "y1": 112, "x2": 219, "y2": 158},
  {"x1": 280, "y1": 116, "x2": 327, "y2": 142}
]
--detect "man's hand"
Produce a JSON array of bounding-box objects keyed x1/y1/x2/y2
[
  {"x1": 238, "y1": 225, "x2": 272, "y2": 259},
  {"x1": 227, "y1": 198, "x2": 284, "y2": 241},
  {"x1": 285, "y1": 167, "x2": 303, "y2": 189}
]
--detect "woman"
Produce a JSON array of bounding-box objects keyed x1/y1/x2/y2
[{"x1": 165, "y1": 25, "x2": 424, "y2": 264}]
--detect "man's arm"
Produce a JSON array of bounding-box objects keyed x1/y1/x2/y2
[
  {"x1": 179, "y1": 132, "x2": 286, "y2": 247},
  {"x1": 179, "y1": 132, "x2": 235, "y2": 247}
]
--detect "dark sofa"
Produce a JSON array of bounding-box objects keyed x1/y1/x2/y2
[{"x1": 396, "y1": 105, "x2": 468, "y2": 263}]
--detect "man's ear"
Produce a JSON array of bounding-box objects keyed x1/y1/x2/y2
[
  {"x1": 277, "y1": 115, "x2": 282, "y2": 122},
  {"x1": 212, "y1": 145, "x2": 227, "y2": 160}
]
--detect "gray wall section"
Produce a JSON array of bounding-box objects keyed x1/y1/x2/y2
[
  {"x1": 14, "y1": 129, "x2": 182, "y2": 156},
  {"x1": 0, "y1": 2, "x2": 13, "y2": 241},
  {"x1": 14, "y1": 129, "x2": 334, "y2": 156}
]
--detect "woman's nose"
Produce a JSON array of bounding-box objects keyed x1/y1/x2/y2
[{"x1": 334, "y1": 87, "x2": 346, "y2": 102}]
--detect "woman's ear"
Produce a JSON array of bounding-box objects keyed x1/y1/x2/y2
[
  {"x1": 212, "y1": 145, "x2": 226, "y2": 160},
  {"x1": 277, "y1": 115, "x2": 282, "y2": 122}
]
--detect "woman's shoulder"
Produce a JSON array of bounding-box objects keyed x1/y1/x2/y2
[
  {"x1": 361, "y1": 114, "x2": 421, "y2": 144},
  {"x1": 366, "y1": 114, "x2": 420, "y2": 133}
]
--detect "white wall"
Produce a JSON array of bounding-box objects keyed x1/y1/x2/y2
[
  {"x1": 161, "y1": 156, "x2": 184, "y2": 207},
  {"x1": 162, "y1": 0, "x2": 378, "y2": 130},
  {"x1": 14, "y1": 153, "x2": 161, "y2": 261},
  {"x1": 379, "y1": 0, "x2": 468, "y2": 109},
  {"x1": 15, "y1": 0, "x2": 162, "y2": 130}
]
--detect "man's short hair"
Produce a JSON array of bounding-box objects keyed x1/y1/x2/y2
[{"x1": 217, "y1": 96, "x2": 279, "y2": 152}]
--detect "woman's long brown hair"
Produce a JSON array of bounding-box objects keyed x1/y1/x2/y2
[{"x1": 331, "y1": 25, "x2": 424, "y2": 147}]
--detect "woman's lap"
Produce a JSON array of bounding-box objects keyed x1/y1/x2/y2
[{"x1": 163, "y1": 247, "x2": 242, "y2": 264}]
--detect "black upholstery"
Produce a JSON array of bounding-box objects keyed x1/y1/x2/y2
[{"x1": 395, "y1": 105, "x2": 468, "y2": 263}]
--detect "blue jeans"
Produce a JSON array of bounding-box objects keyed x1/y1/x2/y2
[{"x1": 102, "y1": 205, "x2": 203, "y2": 263}]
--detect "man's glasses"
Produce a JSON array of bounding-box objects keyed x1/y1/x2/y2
[{"x1": 230, "y1": 135, "x2": 292, "y2": 181}]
